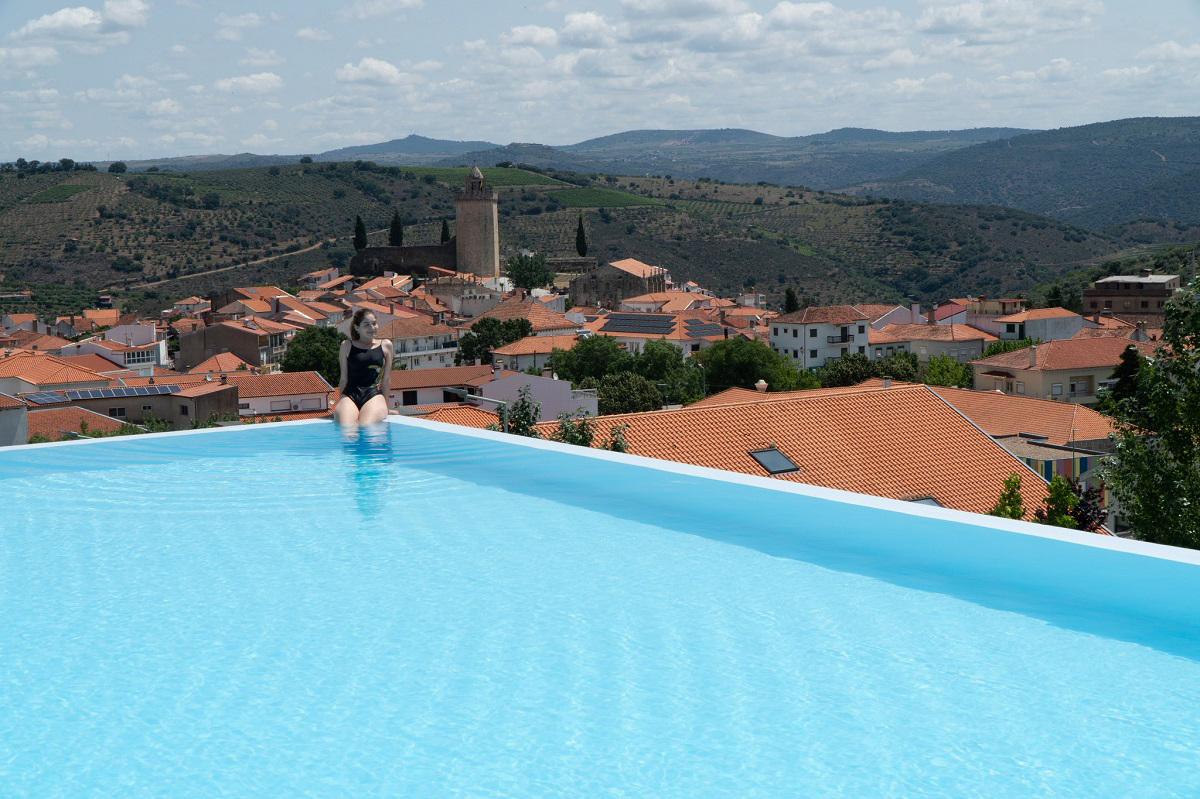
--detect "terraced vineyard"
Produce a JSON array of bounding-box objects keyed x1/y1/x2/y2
[{"x1": 545, "y1": 188, "x2": 661, "y2": 208}]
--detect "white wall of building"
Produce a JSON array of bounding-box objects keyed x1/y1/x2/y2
[
  {"x1": 770, "y1": 321, "x2": 868, "y2": 369},
  {"x1": 0, "y1": 404, "x2": 27, "y2": 446}
]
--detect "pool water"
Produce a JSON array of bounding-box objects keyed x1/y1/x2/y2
[{"x1": 3, "y1": 421, "x2": 1199, "y2": 798}]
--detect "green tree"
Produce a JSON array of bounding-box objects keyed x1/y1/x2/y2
[
  {"x1": 506, "y1": 252, "x2": 554, "y2": 290},
  {"x1": 575, "y1": 214, "x2": 588, "y2": 257},
  {"x1": 989, "y1": 473, "x2": 1026, "y2": 519},
  {"x1": 280, "y1": 326, "x2": 346, "y2": 386},
  {"x1": 300, "y1": 156, "x2": 313, "y2": 164},
  {"x1": 603, "y1": 424, "x2": 630, "y2": 452},
  {"x1": 783, "y1": 287, "x2": 800, "y2": 314},
  {"x1": 441, "y1": 218, "x2": 451, "y2": 244},
  {"x1": 982, "y1": 338, "x2": 1040, "y2": 358},
  {"x1": 1068, "y1": 479, "x2": 1107, "y2": 533},
  {"x1": 1095, "y1": 344, "x2": 1146, "y2": 418},
  {"x1": 201, "y1": 192, "x2": 221, "y2": 210},
  {"x1": 921, "y1": 354, "x2": 973, "y2": 388},
  {"x1": 876, "y1": 351, "x2": 920, "y2": 383},
  {"x1": 353, "y1": 215, "x2": 368, "y2": 251},
  {"x1": 389, "y1": 209, "x2": 404, "y2": 247},
  {"x1": 455, "y1": 317, "x2": 533, "y2": 365},
  {"x1": 548, "y1": 335, "x2": 632, "y2": 385},
  {"x1": 548, "y1": 411, "x2": 595, "y2": 446},
  {"x1": 488, "y1": 385, "x2": 541, "y2": 437},
  {"x1": 696, "y1": 337, "x2": 806, "y2": 393},
  {"x1": 598, "y1": 371, "x2": 663, "y2": 415},
  {"x1": 816, "y1": 352, "x2": 876, "y2": 388},
  {"x1": 107, "y1": 161, "x2": 127, "y2": 174},
  {"x1": 633, "y1": 339, "x2": 705, "y2": 405},
  {"x1": 1032, "y1": 475, "x2": 1079, "y2": 529},
  {"x1": 1102, "y1": 278, "x2": 1200, "y2": 547}
]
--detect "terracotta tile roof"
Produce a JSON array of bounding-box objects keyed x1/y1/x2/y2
[
  {"x1": 120, "y1": 371, "x2": 332, "y2": 397},
  {"x1": 222, "y1": 298, "x2": 272, "y2": 314},
  {"x1": 0, "y1": 353, "x2": 112, "y2": 386},
  {"x1": 871, "y1": 323, "x2": 997, "y2": 345},
  {"x1": 931, "y1": 302, "x2": 967, "y2": 321},
  {"x1": 377, "y1": 316, "x2": 458, "y2": 340},
  {"x1": 468, "y1": 296, "x2": 578, "y2": 333},
  {"x1": 306, "y1": 301, "x2": 346, "y2": 315},
  {"x1": 492, "y1": 334, "x2": 580, "y2": 357},
  {"x1": 215, "y1": 318, "x2": 299, "y2": 335},
  {"x1": 608, "y1": 258, "x2": 665, "y2": 278},
  {"x1": 853, "y1": 304, "x2": 907, "y2": 323},
  {"x1": 929, "y1": 385, "x2": 1116, "y2": 446},
  {"x1": 410, "y1": 402, "x2": 499, "y2": 428},
  {"x1": 536, "y1": 385, "x2": 1048, "y2": 517},
  {"x1": 386, "y1": 364, "x2": 498, "y2": 390},
  {"x1": 995, "y1": 307, "x2": 1081, "y2": 323},
  {"x1": 0, "y1": 392, "x2": 25, "y2": 409},
  {"x1": 1071, "y1": 326, "x2": 1148, "y2": 341},
  {"x1": 1, "y1": 330, "x2": 72, "y2": 351},
  {"x1": 970, "y1": 338, "x2": 1156, "y2": 372},
  {"x1": 3, "y1": 313, "x2": 38, "y2": 326},
  {"x1": 171, "y1": 318, "x2": 205, "y2": 333},
  {"x1": 177, "y1": 296, "x2": 204, "y2": 305},
  {"x1": 620, "y1": 290, "x2": 706, "y2": 311},
  {"x1": 774, "y1": 305, "x2": 869, "y2": 325},
  {"x1": 686, "y1": 382, "x2": 907, "y2": 409},
  {"x1": 81, "y1": 309, "x2": 121, "y2": 326},
  {"x1": 465, "y1": 369, "x2": 519, "y2": 387},
  {"x1": 57, "y1": 353, "x2": 124, "y2": 372},
  {"x1": 189, "y1": 352, "x2": 251, "y2": 373},
  {"x1": 231, "y1": 286, "x2": 290, "y2": 300},
  {"x1": 175, "y1": 382, "x2": 236, "y2": 399},
  {"x1": 26, "y1": 406, "x2": 127, "y2": 439}
]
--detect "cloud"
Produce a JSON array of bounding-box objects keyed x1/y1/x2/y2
[
  {"x1": 560, "y1": 12, "x2": 618, "y2": 48},
  {"x1": 146, "y1": 98, "x2": 180, "y2": 116},
  {"x1": 241, "y1": 133, "x2": 283, "y2": 148},
  {"x1": 620, "y1": 0, "x2": 748, "y2": 21},
  {"x1": 240, "y1": 48, "x2": 283, "y2": 67},
  {"x1": 767, "y1": 2, "x2": 835, "y2": 28},
  {"x1": 863, "y1": 48, "x2": 922, "y2": 71},
  {"x1": 338, "y1": 0, "x2": 423, "y2": 21},
  {"x1": 502, "y1": 25, "x2": 558, "y2": 48},
  {"x1": 10, "y1": 1, "x2": 148, "y2": 53},
  {"x1": 214, "y1": 72, "x2": 284, "y2": 93},
  {"x1": 916, "y1": 0, "x2": 1102, "y2": 44},
  {"x1": 215, "y1": 12, "x2": 262, "y2": 41},
  {"x1": 335, "y1": 57, "x2": 405, "y2": 85},
  {"x1": 12, "y1": 7, "x2": 104, "y2": 40},
  {"x1": 0, "y1": 46, "x2": 61, "y2": 76},
  {"x1": 1137, "y1": 41, "x2": 1200, "y2": 62},
  {"x1": 296, "y1": 27, "x2": 333, "y2": 41},
  {"x1": 102, "y1": 0, "x2": 149, "y2": 29}
]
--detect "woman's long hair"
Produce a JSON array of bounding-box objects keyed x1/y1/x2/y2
[{"x1": 349, "y1": 308, "x2": 373, "y2": 342}]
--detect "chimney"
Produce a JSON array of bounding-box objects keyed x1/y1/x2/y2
[
  {"x1": 1093, "y1": 312, "x2": 1100, "y2": 324},
  {"x1": 148, "y1": 377, "x2": 155, "y2": 384},
  {"x1": 1140, "y1": 268, "x2": 1152, "y2": 278},
  {"x1": 1028, "y1": 345, "x2": 1038, "y2": 368},
  {"x1": 492, "y1": 357, "x2": 503, "y2": 376},
  {"x1": 541, "y1": 366, "x2": 552, "y2": 379},
  {"x1": 928, "y1": 305, "x2": 937, "y2": 325},
  {"x1": 755, "y1": 379, "x2": 768, "y2": 392},
  {"x1": 910, "y1": 302, "x2": 920, "y2": 323},
  {"x1": 220, "y1": 373, "x2": 227, "y2": 384},
  {"x1": 474, "y1": 358, "x2": 482, "y2": 367},
  {"x1": 881, "y1": 375, "x2": 892, "y2": 389}
]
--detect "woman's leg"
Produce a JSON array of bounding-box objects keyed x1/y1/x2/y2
[
  {"x1": 356, "y1": 393, "x2": 390, "y2": 425},
  {"x1": 333, "y1": 396, "x2": 361, "y2": 428}
]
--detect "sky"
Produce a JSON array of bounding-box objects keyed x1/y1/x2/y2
[{"x1": 1, "y1": 0, "x2": 1198, "y2": 162}]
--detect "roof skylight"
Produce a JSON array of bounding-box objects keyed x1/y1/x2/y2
[{"x1": 749, "y1": 447, "x2": 799, "y2": 475}]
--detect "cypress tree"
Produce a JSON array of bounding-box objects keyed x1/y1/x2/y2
[
  {"x1": 784, "y1": 286, "x2": 800, "y2": 313},
  {"x1": 353, "y1": 215, "x2": 368, "y2": 251},
  {"x1": 441, "y1": 218, "x2": 451, "y2": 244},
  {"x1": 389, "y1": 210, "x2": 404, "y2": 247},
  {"x1": 575, "y1": 214, "x2": 588, "y2": 257}
]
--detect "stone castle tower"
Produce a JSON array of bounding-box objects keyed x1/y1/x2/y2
[{"x1": 454, "y1": 166, "x2": 499, "y2": 280}]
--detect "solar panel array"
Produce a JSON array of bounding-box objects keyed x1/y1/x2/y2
[
  {"x1": 599, "y1": 313, "x2": 676, "y2": 335},
  {"x1": 683, "y1": 318, "x2": 725, "y2": 337},
  {"x1": 22, "y1": 392, "x2": 68, "y2": 405},
  {"x1": 61, "y1": 385, "x2": 181, "y2": 401}
]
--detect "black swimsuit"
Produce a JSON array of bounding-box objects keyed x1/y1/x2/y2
[{"x1": 343, "y1": 342, "x2": 385, "y2": 409}]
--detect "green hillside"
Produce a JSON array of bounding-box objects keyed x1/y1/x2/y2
[{"x1": 847, "y1": 117, "x2": 1200, "y2": 229}]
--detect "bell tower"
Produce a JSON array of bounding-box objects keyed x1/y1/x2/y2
[{"x1": 454, "y1": 166, "x2": 500, "y2": 280}]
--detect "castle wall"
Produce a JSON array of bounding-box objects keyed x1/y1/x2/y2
[{"x1": 350, "y1": 243, "x2": 457, "y2": 277}]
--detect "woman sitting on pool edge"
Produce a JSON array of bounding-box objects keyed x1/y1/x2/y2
[{"x1": 334, "y1": 308, "x2": 394, "y2": 427}]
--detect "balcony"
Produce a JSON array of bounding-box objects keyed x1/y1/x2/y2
[{"x1": 826, "y1": 334, "x2": 854, "y2": 344}]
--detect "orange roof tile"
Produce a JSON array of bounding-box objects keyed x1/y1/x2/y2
[
  {"x1": 410, "y1": 403, "x2": 499, "y2": 429},
  {"x1": 120, "y1": 371, "x2": 332, "y2": 397},
  {"x1": 469, "y1": 296, "x2": 578, "y2": 333},
  {"x1": 378, "y1": 364, "x2": 497, "y2": 390},
  {"x1": 175, "y1": 382, "x2": 236, "y2": 399},
  {"x1": 536, "y1": 385, "x2": 1048, "y2": 518},
  {"x1": 215, "y1": 318, "x2": 299, "y2": 335},
  {"x1": 492, "y1": 334, "x2": 580, "y2": 357},
  {"x1": 871, "y1": 323, "x2": 997, "y2": 345},
  {"x1": 928, "y1": 385, "x2": 1116, "y2": 446},
  {"x1": 931, "y1": 302, "x2": 967, "y2": 321},
  {"x1": 608, "y1": 258, "x2": 664, "y2": 279},
  {"x1": 853, "y1": 304, "x2": 907, "y2": 322},
  {"x1": 377, "y1": 316, "x2": 458, "y2": 340},
  {"x1": 0, "y1": 352, "x2": 112, "y2": 387},
  {"x1": 56, "y1": 353, "x2": 124, "y2": 372},
  {"x1": 970, "y1": 338, "x2": 1156, "y2": 372},
  {"x1": 995, "y1": 307, "x2": 1081, "y2": 323},
  {"x1": 188, "y1": 352, "x2": 251, "y2": 373},
  {"x1": 0, "y1": 392, "x2": 25, "y2": 409},
  {"x1": 775, "y1": 305, "x2": 869, "y2": 325},
  {"x1": 26, "y1": 406, "x2": 126, "y2": 439}
]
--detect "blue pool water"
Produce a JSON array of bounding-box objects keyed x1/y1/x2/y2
[{"x1": 3, "y1": 420, "x2": 1200, "y2": 798}]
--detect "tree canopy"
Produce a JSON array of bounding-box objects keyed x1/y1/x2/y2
[
  {"x1": 1101, "y1": 278, "x2": 1200, "y2": 547},
  {"x1": 920, "y1": 354, "x2": 973, "y2": 388},
  {"x1": 353, "y1": 215, "x2": 368, "y2": 251},
  {"x1": 695, "y1": 337, "x2": 812, "y2": 393},
  {"x1": 388, "y1": 210, "x2": 404, "y2": 247},
  {"x1": 598, "y1": 371, "x2": 662, "y2": 415},
  {"x1": 280, "y1": 326, "x2": 346, "y2": 387},
  {"x1": 783, "y1": 287, "x2": 800, "y2": 314},
  {"x1": 575, "y1": 215, "x2": 588, "y2": 257},
  {"x1": 506, "y1": 253, "x2": 554, "y2": 291},
  {"x1": 549, "y1": 335, "x2": 632, "y2": 384},
  {"x1": 455, "y1": 317, "x2": 533, "y2": 366}
]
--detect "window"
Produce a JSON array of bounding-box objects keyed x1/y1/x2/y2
[
  {"x1": 772, "y1": 327, "x2": 778, "y2": 336},
  {"x1": 919, "y1": 346, "x2": 927, "y2": 355},
  {"x1": 1104, "y1": 300, "x2": 1112, "y2": 309},
  {"x1": 1141, "y1": 301, "x2": 1149, "y2": 308},
  {"x1": 238, "y1": 403, "x2": 250, "y2": 410},
  {"x1": 180, "y1": 404, "x2": 189, "y2": 416},
  {"x1": 858, "y1": 325, "x2": 865, "y2": 334},
  {"x1": 690, "y1": 343, "x2": 700, "y2": 352},
  {"x1": 403, "y1": 390, "x2": 418, "y2": 406},
  {"x1": 270, "y1": 400, "x2": 291, "y2": 412},
  {"x1": 792, "y1": 329, "x2": 798, "y2": 337},
  {"x1": 1090, "y1": 301, "x2": 1097, "y2": 308},
  {"x1": 875, "y1": 348, "x2": 883, "y2": 357},
  {"x1": 809, "y1": 328, "x2": 817, "y2": 338},
  {"x1": 1006, "y1": 323, "x2": 1016, "y2": 334},
  {"x1": 809, "y1": 349, "x2": 817, "y2": 359},
  {"x1": 1015, "y1": 382, "x2": 1025, "y2": 394},
  {"x1": 858, "y1": 346, "x2": 865, "y2": 354},
  {"x1": 993, "y1": 380, "x2": 1002, "y2": 391},
  {"x1": 1051, "y1": 383, "x2": 1063, "y2": 396},
  {"x1": 108, "y1": 407, "x2": 126, "y2": 418},
  {"x1": 749, "y1": 447, "x2": 798, "y2": 475},
  {"x1": 142, "y1": 404, "x2": 153, "y2": 412}
]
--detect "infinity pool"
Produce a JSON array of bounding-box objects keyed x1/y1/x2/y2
[{"x1": 3, "y1": 419, "x2": 1199, "y2": 797}]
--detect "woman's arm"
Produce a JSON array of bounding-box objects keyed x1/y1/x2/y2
[
  {"x1": 379, "y1": 339, "x2": 394, "y2": 396},
  {"x1": 337, "y1": 340, "x2": 349, "y2": 393}
]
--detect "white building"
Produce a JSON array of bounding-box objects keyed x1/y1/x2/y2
[{"x1": 770, "y1": 306, "x2": 869, "y2": 369}]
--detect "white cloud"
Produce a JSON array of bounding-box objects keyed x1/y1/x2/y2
[
  {"x1": 767, "y1": 2, "x2": 835, "y2": 28},
  {"x1": 214, "y1": 72, "x2": 284, "y2": 93},
  {"x1": 241, "y1": 133, "x2": 283, "y2": 148},
  {"x1": 262, "y1": 119, "x2": 278, "y2": 131},
  {"x1": 338, "y1": 0, "x2": 423, "y2": 21},
  {"x1": 917, "y1": 0, "x2": 1102, "y2": 44},
  {"x1": 863, "y1": 48, "x2": 921, "y2": 70},
  {"x1": 0, "y1": 46, "x2": 61, "y2": 75},
  {"x1": 560, "y1": 12, "x2": 618, "y2": 48},
  {"x1": 10, "y1": 1, "x2": 147, "y2": 52},
  {"x1": 240, "y1": 48, "x2": 283, "y2": 67},
  {"x1": 12, "y1": 7, "x2": 104, "y2": 40},
  {"x1": 621, "y1": 0, "x2": 748, "y2": 20},
  {"x1": 102, "y1": 0, "x2": 149, "y2": 29},
  {"x1": 1137, "y1": 41, "x2": 1200, "y2": 62},
  {"x1": 335, "y1": 57, "x2": 404, "y2": 85},
  {"x1": 215, "y1": 12, "x2": 262, "y2": 41},
  {"x1": 146, "y1": 98, "x2": 180, "y2": 116},
  {"x1": 502, "y1": 25, "x2": 558, "y2": 48},
  {"x1": 296, "y1": 27, "x2": 333, "y2": 41}
]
